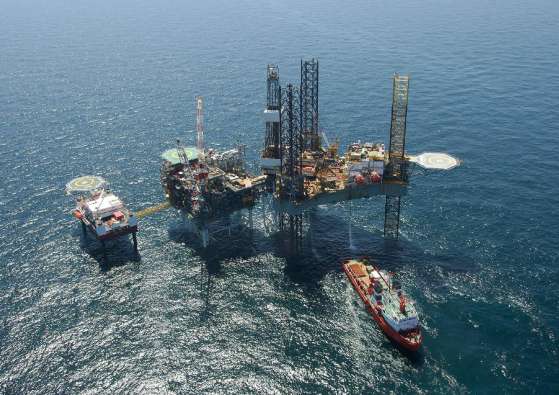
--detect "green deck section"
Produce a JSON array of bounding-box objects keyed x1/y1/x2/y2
[{"x1": 161, "y1": 147, "x2": 199, "y2": 165}]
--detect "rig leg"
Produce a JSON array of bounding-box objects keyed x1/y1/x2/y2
[
  {"x1": 248, "y1": 207, "x2": 253, "y2": 231},
  {"x1": 348, "y1": 200, "x2": 354, "y2": 250},
  {"x1": 101, "y1": 240, "x2": 108, "y2": 263},
  {"x1": 384, "y1": 195, "x2": 401, "y2": 240},
  {"x1": 132, "y1": 232, "x2": 138, "y2": 252},
  {"x1": 248, "y1": 207, "x2": 254, "y2": 239},
  {"x1": 307, "y1": 209, "x2": 314, "y2": 251},
  {"x1": 201, "y1": 225, "x2": 209, "y2": 248}
]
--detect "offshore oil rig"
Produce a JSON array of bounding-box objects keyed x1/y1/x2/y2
[
  {"x1": 160, "y1": 96, "x2": 267, "y2": 246},
  {"x1": 65, "y1": 175, "x2": 138, "y2": 261},
  {"x1": 159, "y1": 59, "x2": 458, "y2": 248},
  {"x1": 65, "y1": 58, "x2": 459, "y2": 256},
  {"x1": 261, "y1": 59, "x2": 459, "y2": 245}
]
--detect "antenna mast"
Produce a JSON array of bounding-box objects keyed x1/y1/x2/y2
[{"x1": 196, "y1": 96, "x2": 204, "y2": 154}]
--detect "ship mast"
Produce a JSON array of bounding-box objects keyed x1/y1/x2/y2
[{"x1": 196, "y1": 96, "x2": 204, "y2": 156}]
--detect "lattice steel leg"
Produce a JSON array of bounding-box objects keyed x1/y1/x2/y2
[
  {"x1": 348, "y1": 200, "x2": 354, "y2": 250},
  {"x1": 384, "y1": 195, "x2": 401, "y2": 239},
  {"x1": 101, "y1": 240, "x2": 108, "y2": 263},
  {"x1": 200, "y1": 224, "x2": 209, "y2": 248}
]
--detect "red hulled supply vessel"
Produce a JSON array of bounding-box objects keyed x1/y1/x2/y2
[{"x1": 343, "y1": 258, "x2": 422, "y2": 351}]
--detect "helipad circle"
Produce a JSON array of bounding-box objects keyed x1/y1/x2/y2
[
  {"x1": 66, "y1": 175, "x2": 107, "y2": 193},
  {"x1": 161, "y1": 147, "x2": 199, "y2": 165},
  {"x1": 414, "y1": 152, "x2": 459, "y2": 170}
]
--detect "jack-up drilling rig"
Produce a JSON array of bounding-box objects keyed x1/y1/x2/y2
[{"x1": 261, "y1": 59, "x2": 459, "y2": 247}]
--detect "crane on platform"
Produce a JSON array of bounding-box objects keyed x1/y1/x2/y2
[{"x1": 196, "y1": 96, "x2": 204, "y2": 156}]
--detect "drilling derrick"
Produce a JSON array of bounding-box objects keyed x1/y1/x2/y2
[
  {"x1": 300, "y1": 59, "x2": 320, "y2": 152},
  {"x1": 280, "y1": 84, "x2": 304, "y2": 200},
  {"x1": 196, "y1": 96, "x2": 204, "y2": 154},
  {"x1": 262, "y1": 65, "x2": 282, "y2": 178},
  {"x1": 384, "y1": 74, "x2": 410, "y2": 239}
]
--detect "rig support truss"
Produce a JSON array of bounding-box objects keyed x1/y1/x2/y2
[
  {"x1": 279, "y1": 212, "x2": 303, "y2": 254},
  {"x1": 384, "y1": 74, "x2": 410, "y2": 239},
  {"x1": 300, "y1": 58, "x2": 320, "y2": 151},
  {"x1": 280, "y1": 84, "x2": 304, "y2": 201}
]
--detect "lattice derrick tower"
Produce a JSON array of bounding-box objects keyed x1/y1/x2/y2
[{"x1": 279, "y1": 84, "x2": 304, "y2": 201}]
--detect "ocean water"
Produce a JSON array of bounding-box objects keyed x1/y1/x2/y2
[{"x1": 1, "y1": 0, "x2": 558, "y2": 393}]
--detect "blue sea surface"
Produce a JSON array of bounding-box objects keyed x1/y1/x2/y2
[{"x1": 1, "y1": 0, "x2": 558, "y2": 393}]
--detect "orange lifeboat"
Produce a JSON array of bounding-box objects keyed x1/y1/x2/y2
[{"x1": 370, "y1": 171, "x2": 381, "y2": 183}]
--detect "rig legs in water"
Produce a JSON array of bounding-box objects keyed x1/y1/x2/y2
[
  {"x1": 201, "y1": 226, "x2": 209, "y2": 248},
  {"x1": 101, "y1": 240, "x2": 108, "y2": 263}
]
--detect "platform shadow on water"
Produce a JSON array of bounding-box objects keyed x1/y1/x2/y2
[
  {"x1": 272, "y1": 213, "x2": 428, "y2": 363},
  {"x1": 166, "y1": 207, "x2": 478, "y2": 289},
  {"x1": 168, "y1": 219, "x2": 274, "y2": 322},
  {"x1": 75, "y1": 227, "x2": 141, "y2": 271},
  {"x1": 167, "y1": 220, "x2": 270, "y2": 274},
  {"x1": 275, "y1": 211, "x2": 479, "y2": 295},
  {"x1": 166, "y1": 212, "x2": 451, "y2": 362}
]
